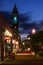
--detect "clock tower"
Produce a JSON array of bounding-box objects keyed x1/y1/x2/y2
[
  {"x1": 11, "y1": 5, "x2": 21, "y2": 49},
  {"x1": 12, "y1": 5, "x2": 19, "y2": 34}
]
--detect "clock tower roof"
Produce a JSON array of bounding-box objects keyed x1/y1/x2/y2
[{"x1": 12, "y1": 5, "x2": 19, "y2": 15}]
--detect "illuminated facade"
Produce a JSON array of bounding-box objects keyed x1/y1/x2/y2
[
  {"x1": 0, "y1": 5, "x2": 21, "y2": 61},
  {"x1": 0, "y1": 14, "x2": 13, "y2": 61}
]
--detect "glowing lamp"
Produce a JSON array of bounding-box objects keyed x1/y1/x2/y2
[{"x1": 32, "y1": 28, "x2": 36, "y2": 34}]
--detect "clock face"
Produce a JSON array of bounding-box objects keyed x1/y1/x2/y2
[{"x1": 13, "y1": 16, "x2": 17, "y2": 23}]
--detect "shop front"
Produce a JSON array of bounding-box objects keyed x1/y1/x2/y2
[
  {"x1": 0, "y1": 14, "x2": 13, "y2": 61},
  {"x1": 4, "y1": 29, "x2": 13, "y2": 58}
]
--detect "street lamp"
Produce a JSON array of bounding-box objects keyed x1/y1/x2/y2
[
  {"x1": 28, "y1": 48, "x2": 31, "y2": 51},
  {"x1": 27, "y1": 37, "x2": 31, "y2": 40},
  {"x1": 16, "y1": 41, "x2": 18, "y2": 45},
  {"x1": 22, "y1": 42, "x2": 25, "y2": 45},
  {"x1": 32, "y1": 28, "x2": 36, "y2": 34}
]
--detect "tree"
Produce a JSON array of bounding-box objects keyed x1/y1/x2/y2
[{"x1": 30, "y1": 31, "x2": 43, "y2": 57}]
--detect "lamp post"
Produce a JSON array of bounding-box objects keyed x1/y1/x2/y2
[{"x1": 22, "y1": 42, "x2": 25, "y2": 45}]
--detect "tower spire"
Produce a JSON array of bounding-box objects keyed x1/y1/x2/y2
[{"x1": 12, "y1": 3, "x2": 19, "y2": 14}]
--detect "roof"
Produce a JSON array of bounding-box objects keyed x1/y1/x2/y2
[{"x1": 12, "y1": 5, "x2": 19, "y2": 14}]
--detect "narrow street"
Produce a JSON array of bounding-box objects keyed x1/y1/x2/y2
[
  {"x1": 2, "y1": 54, "x2": 43, "y2": 64},
  {"x1": 0, "y1": 0, "x2": 43, "y2": 65}
]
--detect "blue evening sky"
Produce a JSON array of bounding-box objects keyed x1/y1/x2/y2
[
  {"x1": 0, "y1": 0, "x2": 43, "y2": 22},
  {"x1": 0, "y1": 0, "x2": 43, "y2": 40}
]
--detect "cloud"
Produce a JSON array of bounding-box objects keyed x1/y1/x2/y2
[
  {"x1": 0, "y1": 12, "x2": 40, "y2": 35},
  {"x1": 19, "y1": 22, "x2": 39, "y2": 29},
  {"x1": 19, "y1": 22, "x2": 40, "y2": 34}
]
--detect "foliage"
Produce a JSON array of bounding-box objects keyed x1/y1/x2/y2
[
  {"x1": 30, "y1": 31, "x2": 43, "y2": 56},
  {"x1": 31, "y1": 31, "x2": 43, "y2": 44}
]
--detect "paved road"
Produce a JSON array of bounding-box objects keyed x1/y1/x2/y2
[
  {"x1": 1, "y1": 55, "x2": 43, "y2": 65},
  {"x1": 15, "y1": 55, "x2": 39, "y2": 61},
  {"x1": 2, "y1": 60, "x2": 43, "y2": 65}
]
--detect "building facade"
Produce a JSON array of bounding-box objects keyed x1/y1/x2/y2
[{"x1": 0, "y1": 13, "x2": 13, "y2": 61}]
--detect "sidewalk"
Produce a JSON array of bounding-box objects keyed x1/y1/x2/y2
[
  {"x1": 0, "y1": 59, "x2": 4, "y2": 64},
  {"x1": 0, "y1": 57, "x2": 9, "y2": 64}
]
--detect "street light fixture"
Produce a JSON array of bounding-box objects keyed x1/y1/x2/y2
[
  {"x1": 22, "y1": 42, "x2": 25, "y2": 45},
  {"x1": 32, "y1": 28, "x2": 36, "y2": 34},
  {"x1": 27, "y1": 37, "x2": 31, "y2": 40},
  {"x1": 16, "y1": 41, "x2": 18, "y2": 44},
  {"x1": 28, "y1": 48, "x2": 31, "y2": 51}
]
